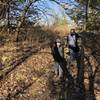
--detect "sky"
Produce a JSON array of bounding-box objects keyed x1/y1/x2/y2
[
  {"x1": 35, "y1": 0, "x2": 76, "y2": 26},
  {"x1": 17, "y1": 0, "x2": 77, "y2": 26},
  {"x1": 47, "y1": 0, "x2": 77, "y2": 26}
]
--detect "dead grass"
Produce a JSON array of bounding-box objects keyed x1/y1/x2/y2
[{"x1": 49, "y1": 25, "x2": 69, "y2": 37}]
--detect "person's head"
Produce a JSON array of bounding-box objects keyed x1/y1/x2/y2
[
  {"x1": 70, "y1": 29, "x2": 75, "y2": 33},
  {"x1": 56, "y1": 38, "x2": 61, "y2": 47}
]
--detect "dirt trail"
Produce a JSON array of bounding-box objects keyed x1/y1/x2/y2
[
  {"x1": 0, "y1": 32, "x2": 100, "y2": 100},
  {"x1": 0, "y1": 44, "x2": 79, "y2": 100},
  {"x1": 0, "y1": 46, "x2": 56, "y2": 100}
]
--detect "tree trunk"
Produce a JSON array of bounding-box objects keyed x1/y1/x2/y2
[
  {"x1": 15, "y1": 1, "x2": 33, "y2": 41},
  {"x1": 76, "y1": 39, "x2": 86, "y2": 100},
  {"x1": 89, "y1": 76, "x2": 96, "y2": 100},
  {"x1": 15, "y1": 13, "x2": 25, "y2": 41},
  {"x1": 84, "y1": 0, "x2": 90, "y2": 30},
  {"x1": 7, "y1": 0, "x2": 10, "y2": 33}
]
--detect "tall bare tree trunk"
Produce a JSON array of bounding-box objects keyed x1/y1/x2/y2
[
  {"x1": 76, "y1": 37, "x2": 86, "y2": 100},
  {"x1": 7, "y1": 0, "x2": 10, "y2": 34},
  {"x1": 84, "y1": 0, "x2": 90, "y2": 30},
  {"x1": 15, "y1": 1, "x2": 33, "y2": 41}
]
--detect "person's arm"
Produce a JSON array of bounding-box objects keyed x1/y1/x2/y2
[
  {"x1": 61, "y1": 46, "x2": 64, "y2": 58},
  {"x1": 76, "y1": 33, "x2": 81, "y2": 46},
  {"x1": 66, "y1": 36, "x2": 69, "y2": 47},
  {"x1": 75, "y1": 33, "x2": 79, "y2": 38}
]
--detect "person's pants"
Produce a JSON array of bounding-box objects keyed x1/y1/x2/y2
[
  {"x1": 69, "y1": 49, "x2": 79, "y2": 60},
  {"x1": 69, "y1": 49, "x2": 80, "y2": 68},
  {"x1": 54, "y1": 62, "x2": 63, "y2": 78}
]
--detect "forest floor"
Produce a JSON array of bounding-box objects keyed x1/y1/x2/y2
[{"x1": 0, "y1": 32, "x2": 100, "y2": 100}]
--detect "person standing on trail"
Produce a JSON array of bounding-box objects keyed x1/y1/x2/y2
[
  {"x1": 66, "y1": 29, "x2": 80, "y2": 67},
  {"x1": 50, "y1": 38, "x2": 64, "y2": 79}
]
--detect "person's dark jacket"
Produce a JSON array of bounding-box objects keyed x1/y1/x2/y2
[{"x1": 51, "y1": 42, "x2": 64, "y2": 62}]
